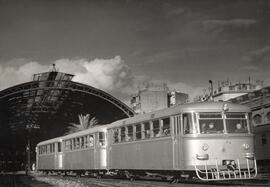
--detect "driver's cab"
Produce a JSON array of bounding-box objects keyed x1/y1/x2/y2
[{"x1": 182, "y1": 111, "x2": 251, "y2": 136}]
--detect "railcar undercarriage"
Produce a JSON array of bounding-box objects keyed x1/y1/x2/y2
[{"x1": 38, "y1": 166, "x2": 256, "y2": 183}]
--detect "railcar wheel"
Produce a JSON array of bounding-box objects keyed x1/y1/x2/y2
[
  {"x1": 129, "y1": 176, "x2": 135, "y2": 181},
  {"x1": 169, "y1": 177, "x2": 180, "y2": 184},
  {"x1": 93, "y1": 172, "x2": 102, "y2": 179}
]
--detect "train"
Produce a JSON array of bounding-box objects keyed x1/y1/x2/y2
[{"x1": 36, "y1": 101, "x2": 257, "y2": 181}]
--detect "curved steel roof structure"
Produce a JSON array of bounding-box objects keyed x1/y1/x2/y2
[{"x1": 0, "y1": 70, "x2": 134, "y2": 166}]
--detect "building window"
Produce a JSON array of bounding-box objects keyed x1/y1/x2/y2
[{"x1": 266, "y1": 112, "x2": 270, "y2": 122}]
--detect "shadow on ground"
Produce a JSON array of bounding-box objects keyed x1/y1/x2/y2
[{"x1": 0, "y1": 173, "x2": 53, "y2": 187}]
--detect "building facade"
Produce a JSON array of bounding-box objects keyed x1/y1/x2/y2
[
  {"x1": 213, "y1": 80, "x2": 263, "y2": 101},
  {"x1": 130, "y1": 83, "x2": 188, "y2": 114},
  {"x1": 229, "y1": 86, "x2": 270, "y2": 172}
]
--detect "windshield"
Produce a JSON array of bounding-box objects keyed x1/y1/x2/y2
[
  {"x1": 199, "y1": 113, "x2": 224, "y2": 134},
  {"x1": 225, "y1": 113, "x2": 248, "y2": 133},
  {"x1": 198, "y1": 112, "x2": 249, "y2": 134}
]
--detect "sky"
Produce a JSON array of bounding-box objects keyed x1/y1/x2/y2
[{"x1": 0, "y1": 0, "x2": 270, "y2": 103}]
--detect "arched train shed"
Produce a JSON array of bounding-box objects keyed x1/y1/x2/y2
[{"x1": 0, "y1": 70, "x2": 134, "y2": 171}]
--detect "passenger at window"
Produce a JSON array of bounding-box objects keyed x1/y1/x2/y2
[
  {"x1": 201, "y1": 123, "x2": 207, "y2": 134},
  {"x1": 207, "y1": 122, "x2": 216, "y2": 133},
  {"x1": 146, "y1": 130, "x2": 150, "y2": 138},
  {"x1": 163, "y1": 129, "x2": 169, "y2": 136},
  {"x1": 126, "y1": 135, "x2": 131, "y2": 141},
  {"x1": 235, "y1": 123, "x2": 245, "y2": 133},
  {"x1": 156, "y1": 130, "x2": 162, "y2": 137}
]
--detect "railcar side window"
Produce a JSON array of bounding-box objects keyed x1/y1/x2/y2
[
  {"x1": 58, "y1": 142, "x2": 62, "y2": 152},
  {"x1": 120, "y1": 127, "x2": 125, "y2": 142},
  {"x1": 152, "y1": 120, "x2": 160, "y2": 137},
  {"x1": 113, "y1": 128, "x2": 119, "y2": 143},
  {"x1": 65, "y1": 140, "x2": 71, "y2": 150},
  {"x1": 89, "y1": 135, "x2": 94, "y2": 147},
  {"x1": 83, "y1": 136, "x2": 87, "y2": 148},
  {"x1": 144, "y1": 122, "x2": 150, "y2": 139},
  {"x1": 85, "y1": 136, "x2": 90, "y2": 148},
  {"x1": 183, "y1": 113, "x2": 194, "y2": 134},
  {"x1": 76, "y1": 138, "x2": 80, "y2": 149},
  {"x1": 199, "y1": 112, "x2": 224, "y2": 134},
  {"x1": 99, "y1": 132, "x2": 105, "y2": 146},
  {"x1": 49, "y1": 144, "x2": 53, "y2": 153},
  {"x1": 80, "y1": 137, "x2": 84, "y2": 148},
  {"x1": 127, "y1": 126, "x2": 133, "y2": 141},
  {"x1": 135, "y1": 124, "x2": 142, "y2": 140},
  {"x1": 162, "y1": 118, "x2": 170, "y2": 136}
]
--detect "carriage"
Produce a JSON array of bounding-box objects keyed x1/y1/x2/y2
[{"x1": 36, "y1": 101, "x2": 257, "y2": 181}]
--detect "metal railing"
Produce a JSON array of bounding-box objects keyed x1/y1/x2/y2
[{"x1": 194, "y1": 158, "x2": 257, "y2": 181}]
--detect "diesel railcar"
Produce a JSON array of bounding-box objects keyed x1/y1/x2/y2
[{"x1": 36, "y1": 102, "x2": 257, "y2": 181}]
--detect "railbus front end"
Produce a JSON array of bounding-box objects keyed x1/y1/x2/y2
[{"x1": 181, "y1": 103, "x2": 257, "y2": 181}]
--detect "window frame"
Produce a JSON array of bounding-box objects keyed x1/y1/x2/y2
[{"x1": 197, "y1": 112, "x2": 224, "y2": 134}]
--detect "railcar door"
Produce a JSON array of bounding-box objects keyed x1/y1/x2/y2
[
  {"x1": 172, "y1": 115, "x2": 181, "y2": 169},
  {"x1": 54, "y1": 141, "x2": 63, "y2": 170},
  {"x1": 94, "y1": 132, "x2": 107, "y2": 170}
]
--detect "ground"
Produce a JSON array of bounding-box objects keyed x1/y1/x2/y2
[{"x1": 0, "y1": 172, "x2": 269, "y2": 187}]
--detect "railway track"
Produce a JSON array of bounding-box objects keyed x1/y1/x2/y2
[{"x1": 31, "y1": 173, "x2": 270, "y2": 187}]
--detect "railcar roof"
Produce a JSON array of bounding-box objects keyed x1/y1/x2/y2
[
  {"x1": 37, "y1": 125, "x2": 108, "y2": 146},
  {"x1": 106, "y1": 101, "x2": 250, "y2": 129},
  {"x1": 37, "y1": 136, "x2": 63, "y2": 146},
  {"x1": 37, "y1": 101, "x2": 250, "y2": 146}
]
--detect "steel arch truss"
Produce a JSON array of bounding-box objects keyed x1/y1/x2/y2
[{"x1": 0, "y1": 80, "x2": 135, "y2": 133}]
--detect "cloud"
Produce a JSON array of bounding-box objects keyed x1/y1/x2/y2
[
  {"x1": 202, "y1": 19, "x2": 257, "y2": 31},
  {"x1": 239, "y1": 65, "x2": 261, "y2": 72},
  {"x1": 0, "y1": 56, "x2": 136, "y2": 97},
  {"x1": 55, "y1": 56, "x2": 134, "y2": 92},
  {"x1": 0, "y1": 56, "x2": 208, "y2": 103},
  {"x1": 0, "y1": 61, "x2": 46, "y2": 90},
  {"x1": 242, "y1": 46, "x2": 270, "y2": 64},
  {"x1": 167, "y1": 7, "x2": 186, "y2": 16}
]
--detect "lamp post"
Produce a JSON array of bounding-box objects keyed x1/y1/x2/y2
[{"x1": 26, "y1": 139, "x2": 30, "y2": 174}]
